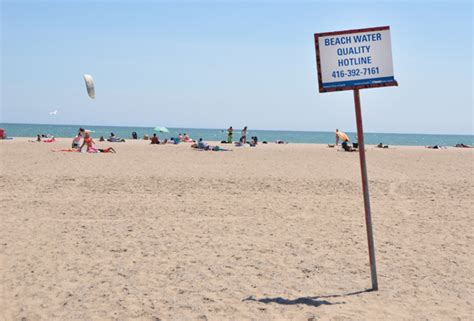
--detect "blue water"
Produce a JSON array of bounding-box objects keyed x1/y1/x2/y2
[{"x1": 1, "y1": 123, "x2": 472, "y2": 146}]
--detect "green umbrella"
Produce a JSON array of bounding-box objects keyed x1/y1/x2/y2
[{"x1": 154, "y1": 126, "x2": 169, "y2": 133}]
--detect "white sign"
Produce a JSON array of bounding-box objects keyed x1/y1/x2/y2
[{"x1": 314, "y1": 26, "x2": 397, "y2": 92}]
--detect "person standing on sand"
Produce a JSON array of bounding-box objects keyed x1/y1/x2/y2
[
  {"x1": 241, "y1": 126, "x2": 248, "y2": 144},
  {"x1": 227, "y1": 126, "x2": 233, "y2": 143}
]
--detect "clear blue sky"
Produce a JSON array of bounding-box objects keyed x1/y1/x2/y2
[{"x1": 1, "y1": 0, "x2": 472, "y2": 134}]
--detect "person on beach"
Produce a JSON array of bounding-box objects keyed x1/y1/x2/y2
[
  {"x1": 455, "y1": 143, "x2": 472, "y2": 148},
  {"x1": 173, "y1": 136, "x2": 181, "y2": 144},
  {"x1": 97, "y1": 147, "x2": 116, "y2": 153},
  {"x1": 227, "y1": 126, "x2": 233, "y2": 143},
  {"x1": 150, "y1": 133, "x2": 160, "y2": 144},
  {"x1": 336, "y1": 129, "x2": 355, "y2": 151},
  {"x1": 240, "y1": 126, "x2": 248, "y2": 144},
  {"x1": 72, "y1": 132, "x2": 82, "y2": 149},
  {"x1": 249, "y1": 136, "x2": 258, "y2": 147},
  {"x1": 197, "y1": 138, "x2": 208, "y2": 149},
  {"x1": 107, "y1": 132, "x2": 125, "y2": 142},
  {"x1": 29, "y1": 134, "x2": 42, "y2": 142},
  {"x1": 79, "y1": 132, "x2": 116, "y2": 153},
  {"x1": 80, "y1": 132, "x2": 96, "y2": 152},
  {"x1": 426, "y1": 145, "x2": 446, "y2": 149},
  {"x1": 191, "y1": 138, "x2": 229, "y2": 151},
  {"x1": 183, "y1": 133, "x2": 192, "y2": 142},
  {"x1": 335, "y1": 129, "x2": 349, "y2": 146},
  {"x1": 54, "y1": 146, "x2": 115, "y2": 153}
]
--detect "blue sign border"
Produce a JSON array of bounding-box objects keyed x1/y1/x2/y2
[{"x1": 322, "y1": 76, "x2": 395, "y2": 89}]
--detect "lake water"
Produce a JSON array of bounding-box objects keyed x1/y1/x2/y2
[{"x1": 1, "y1": 123, "x2": 472, "y2": 146}]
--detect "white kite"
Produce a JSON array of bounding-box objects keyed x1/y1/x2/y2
[
  {"x1": 49, "y1": 110, "x2": 58, "y2": 115},
  {"x1": 83, "y1": 74, "x2": 96, "y2": 99}
]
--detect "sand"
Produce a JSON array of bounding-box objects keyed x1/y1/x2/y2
[{"x1": 1, "y1": 138, "x2": 473, "y2": 320}]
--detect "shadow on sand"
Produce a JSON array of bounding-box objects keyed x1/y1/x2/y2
[{"x1": 243, "y1": 288, "x2": 374, "y2": 308}]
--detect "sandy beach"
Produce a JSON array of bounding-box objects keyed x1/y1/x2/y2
[{"x1": 0, "y1": 138, "x2": 472, "y2": 320}]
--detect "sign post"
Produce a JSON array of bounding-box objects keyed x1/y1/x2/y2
[{"x1": 314, "y1": 26, "x2": 398, "y2": 290}]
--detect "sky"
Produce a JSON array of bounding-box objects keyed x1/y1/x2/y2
[{"x1": 1, "y1": 0, "x2": 472, "y2": 135}]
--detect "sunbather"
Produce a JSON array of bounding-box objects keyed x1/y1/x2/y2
[
  {"x1": 191, "y1": 138, "x2": 230, "y2": 151},
  {"x1": 341, "y1": 141, "x2": 356, "y2": 152},
  {"x1": 150, "y1": 134, "x2": 160, "y2": 144},
  {"x1": 107, "y1": 132, "x2": 125, "y2": 142},
  {"x1": 79, "y1": 132, "x2": 116, "y2": 153},
  {"x1": 455, "y1": 143, "x2": 472, "y2": 148},
  {"x1": 97, "y1": 147, "x2": 116, "y2": 153},
  {"x1": 43, "y1": 136, "x2": 56, "y2": 143},
  {"x1": 183, "y1": 133, "x2": 192, "y2": 142},
  {"x1": 72, "y1": 133, "x2": 82, "y2": 149}
]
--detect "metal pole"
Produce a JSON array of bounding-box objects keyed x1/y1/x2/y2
[{"x1": 353, "y1": 89, "x2": 378, "y2": 291}]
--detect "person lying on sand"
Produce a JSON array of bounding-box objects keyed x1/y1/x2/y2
[
  {"x1": 54, "y1": 147, "x2": 116, "y2": 153},
  {"x1": 97, "y1": 147, "x2": 116, "y2": 153},
  {"x1": 376, "y1": 143, "x2": 389, "y2": 149},
  {"x1": 455, "y1": 143, "x2": 472, "y2": 148},
  {"x1": 191, "y1": 138, "x2": 230, "y2": 151},
  {"x1": 426, "y1": 145, "x2": 446, "y2": 149}
]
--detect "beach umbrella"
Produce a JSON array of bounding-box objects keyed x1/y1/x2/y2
[
  {"x1": 83, "y1": 74, "x2": 95, "y2": 99},
  {"x1": 336, "y1": 131, "x2": 350, "y2": 142},
  {"x1": 154, "y1": 126, "x2": 169, "y2": 133}
]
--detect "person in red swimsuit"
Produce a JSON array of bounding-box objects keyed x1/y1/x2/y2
[
  {"x1": 79, "y1": 132, "x2": 116, "y2": 153},
  {"x1": 80, "y1": 132, "x2": 96, "y2": 152}
]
